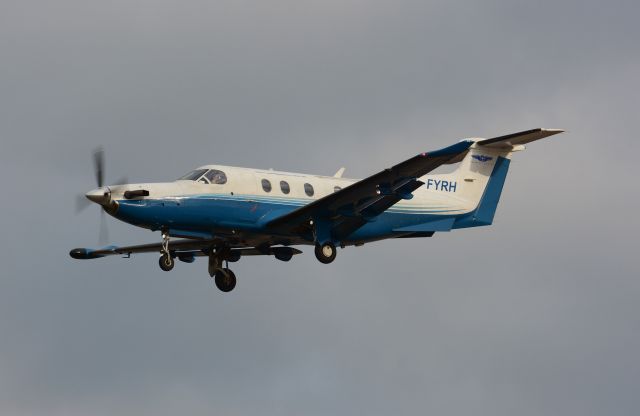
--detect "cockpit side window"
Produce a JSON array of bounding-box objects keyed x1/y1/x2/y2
[
  {"x1": 204, "y1": 169, "x2": 227, "y2": 185},
  {"x1": 178, "y1": 169, "x2": 208, "y2": 181}
]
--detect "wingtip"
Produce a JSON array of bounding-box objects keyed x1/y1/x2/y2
[
  {"x1": 69, "y1": 248, "x2": 103, "y2": 259},
  {"x1": 541, "y1": 128, "x2": 565, "y2": 135}
]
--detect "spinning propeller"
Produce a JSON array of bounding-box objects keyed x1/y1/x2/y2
[{"x1": 76, "y1": 148, "x2": 127, "y2": 244}]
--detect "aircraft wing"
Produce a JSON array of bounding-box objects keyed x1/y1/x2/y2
[
  {"x1": 266, "y1": 140, "x2": 473, "y2": 239},
  {"x1": 70, "y1": 239, "x2": 302, "y2": 260}
]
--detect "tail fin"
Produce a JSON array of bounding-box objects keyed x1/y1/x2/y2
[{"x1": 441, "y1": 128, "x2": 563, "y2": 227}]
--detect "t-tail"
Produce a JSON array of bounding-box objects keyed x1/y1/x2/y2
[{"x1": 432, "y1": 128, "x2": 564, "y2": 228}]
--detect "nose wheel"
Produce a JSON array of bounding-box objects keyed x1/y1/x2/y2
[{"x1": 159, "y1": 253, "x2": 175, "y2": 271}]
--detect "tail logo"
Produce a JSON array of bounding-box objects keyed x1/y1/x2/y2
[{"x1": 472, "y1": 155, "x2": 493, "y2": 162}]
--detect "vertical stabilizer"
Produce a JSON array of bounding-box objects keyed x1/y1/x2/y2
[
  {"x1": 440, "y1": 128, "x2": 563, "y2": 228},
  {"x1": 437, "y1": 144, "x2": 513, "y2": 227}
]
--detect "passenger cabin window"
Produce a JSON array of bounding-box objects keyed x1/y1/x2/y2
[
  {"x1": 280, "y1": 180, "x2": 290, "y2": 194},
  {"x1": 334, "y1": 186, "x2": 342, "y2": 193},
  {"x1": 304, "y1": 183, "x2": 314, "y2": 197},
  {"x1": 261, "y1": 179, "x2": 272, "y2": 192},
  {"x1": 205, "y1": 169, "x2": 227, "y2": 185}
]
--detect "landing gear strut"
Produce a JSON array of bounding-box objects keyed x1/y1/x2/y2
[
  {"x1": 158, "y1": 231, "x2": 175, "y2": 271},
  {"x1": 315, "y1": 242, "x2": 337, "y2": 264},
  {"x1": 154, "y1": 235, "x2": 238, "y2": 291},
  {"x1": 310, "y1": 218, "x2": 337, "y2": 264},
  {"x1": 208, "y1": 247, "x2": 237, "y2": 292}
]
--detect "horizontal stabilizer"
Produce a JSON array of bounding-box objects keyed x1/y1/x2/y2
[{"x1": 477, "y1": 128, "x2": 564, "y2": 148}]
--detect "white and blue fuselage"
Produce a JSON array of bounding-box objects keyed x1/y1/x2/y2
[
  {"x1": 102, "y1": 146, "x2": 509, "y2": 247},
  {"x1": 72, "y1": 128, "x2": 562, "y2": 291}
]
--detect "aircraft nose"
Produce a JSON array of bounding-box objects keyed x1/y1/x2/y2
[{"x1": 85, "y1": 187, "x2": 110, "y2": 205}]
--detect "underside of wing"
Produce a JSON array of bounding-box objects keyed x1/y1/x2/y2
[{"x1": 69, "y1": 239, "x2": 302, "y2": 261}]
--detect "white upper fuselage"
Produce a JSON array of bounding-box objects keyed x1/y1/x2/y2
[{"x1": 108, "y1": 164, "x2": 476, "y2": 216}]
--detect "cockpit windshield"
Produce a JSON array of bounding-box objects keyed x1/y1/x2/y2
[
  {"x1": 177, "y1": 168, "x2": 228, "y2": 184},
  {"x1": 177, "y1": 169, "x2": 208, "y2": 181}
]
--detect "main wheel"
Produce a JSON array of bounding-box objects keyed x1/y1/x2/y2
[
  {"x1": 214, "y1": 268, "x2": 236, "y2": 292},
  {"x1": 159, "y1": 253, "x2": 175, "y2": 271},
  {"x1": 315, "y1": 242, "x2": 337, "y2": 264}
]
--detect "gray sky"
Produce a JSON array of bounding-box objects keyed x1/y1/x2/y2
[{"x1": 1, "y1": 0, "x2": 639, "y2": 415}]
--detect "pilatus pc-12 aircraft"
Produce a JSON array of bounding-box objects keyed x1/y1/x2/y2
[{"x1": 71, "y1": 128, "x2": 563, "y2": 292}]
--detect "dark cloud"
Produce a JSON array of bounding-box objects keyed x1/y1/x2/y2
[{"x1": 1, "y1": 0, "x2": 638, "y2": 415}]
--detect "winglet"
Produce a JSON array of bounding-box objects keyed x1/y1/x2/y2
[{"x1": 333, "y1": 167, "x2": 346, "y2": 178}]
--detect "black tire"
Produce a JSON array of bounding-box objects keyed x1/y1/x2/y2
[
  {"x1": 215, "y1": 268, "x2": 237, "y2": 292},
  {"x1": 314, "y1": 242, "x2": 337, "y2": 264},
  {"x1": 159, "y1": 253, "x2": 175, "y2": 271}
]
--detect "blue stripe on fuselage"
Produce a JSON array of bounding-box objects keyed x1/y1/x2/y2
[
  {"x1": 114, "y1": 193, "x2": 466, "y2": 241},
  {"x1": 114, "y1": 189, "x2": 486, "y2": 243}
]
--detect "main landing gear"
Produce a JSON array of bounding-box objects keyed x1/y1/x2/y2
[
  {"x1": 156, "y1": 234, "x2": 238, "y2": 293},
  {"x1": 208, "y1": 247, "x2": 237, "y2": 292},
  {"x1": 310, "y1": 219, "x2": 337, "y2": 264},
  {"x1": 315, "y1": 242, "x2": 337, "y2": 264},
  {"x1": 214, "y1": 268, "x2": 236, "y2": 292}
]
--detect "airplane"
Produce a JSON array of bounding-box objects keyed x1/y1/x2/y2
[{"x1": 70, "y1": 128, "x2": 563, "y2": 292}]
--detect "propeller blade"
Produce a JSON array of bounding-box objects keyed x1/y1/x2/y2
[
  {"x1": 93, "y1": 147, "x2": 104, "y2": 187},
  {"x1": 98, "y1": 209, "x2": 109, "y2": 245},
  {"x1": 76, "y1": 193, "x2": 92, "y2": 213}
]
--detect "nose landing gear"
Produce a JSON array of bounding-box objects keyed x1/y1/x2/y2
[
  {"x1": 159, "y1": 253, "x2": 175, "y2": 271},
  {"x1": 158, "y1": 232, "x2": 175, "y2": 271}
]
